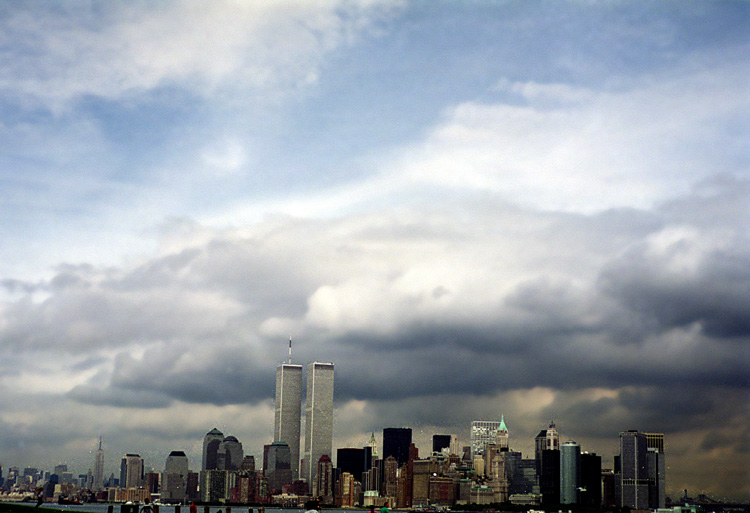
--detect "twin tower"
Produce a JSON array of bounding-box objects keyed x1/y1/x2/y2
[{"x1": 274, "y1": 359, "x2": 334, "y2": 493}]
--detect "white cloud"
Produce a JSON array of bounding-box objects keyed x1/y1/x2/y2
[
  {"x1": 201, "y1": 138, "x2": 248, "y2": 176},
  {"x1": 0, "y1": 0, "x2": 398, "y2": 111}
]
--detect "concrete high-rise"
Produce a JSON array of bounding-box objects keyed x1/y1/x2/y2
[
  {"x1": 274, "y1": 363, "x2": 303, "y2": 479},
  {"x1": 302, "y1": 361, "x2": 334, "y2": 492},
  {"x1": 560, "y1": 441, "x2": 581, "y2": 505},
  {"x1": 93, "y1": 437, "x2": 104, "y2": 491},
  {"x1": 202, "y1": 428, "x2": 224, "y2": 471}
]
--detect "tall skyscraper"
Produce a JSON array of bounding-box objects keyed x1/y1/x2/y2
[
  {"x1": 265, "y1": 442, "x2": 292, "y2": 494},
  {"x1": 119, "y1": 454, "x2": 144, "y2": 489},
  {"x1": 383, "y1": 427, "x2": 412, "y2": 468},
  {"x1": 302, "y1": 361, "x2": 334, "y2": 492},
  {"x1": 471, "y1": 420, "x2": 501, "y2": 457},
  {"x1": 617, "y1": 430, "x2": 649, "y2": 510},
  {"x1": 274, "y1": 362, "x2": 303, "y2": 479},
  {"x1": 163, "y1": 451, "x2": 189, "y2": 502},
  {"x1": 560, "y1": 441, "x2": 581, "y2": 505},
  {"x1": 217, "y1": 435, "x2": 244, "y2": 471},
  {"x1": 202, "y1": 428, "x2": 224, "y2": 471},
  {"x1": 93, "y1": 437, "x2": 104, "y2": 491}
]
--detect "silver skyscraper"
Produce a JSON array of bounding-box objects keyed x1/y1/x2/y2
[
  {"x1": 302, "y1": 361, "x2": 334, "y2": 493},
  {"x1": 93, "y1": 437, "x2": 104, "y2": 490},
  {"x1": 274, "y1": 363, "x2": 303, "y2": 479}
]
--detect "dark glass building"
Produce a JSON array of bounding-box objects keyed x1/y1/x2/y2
[
  {"x1": 265, "y1": 441, "x2": 292, "y2": 493},
  {"x1": 383, "y1": 428, "x2": 412, "y2": 468},
  {"x1": 432, "y1": 434, "x2": 452, "y2": 454},
  {"x1": 581, "y1": 452, "x2": 602, "y2": 507},
  {"x1": 540, "y1": 449, "x2": 560, "y2": 506},
  {"x1": 337, "y1": 448, "x2": 366, "y2": 482}
]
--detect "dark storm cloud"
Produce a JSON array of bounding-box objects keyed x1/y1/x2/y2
[
  {"x1": 550, "y1": 386, "x2": 737, "y2": 438},
  {"x1": 699, "y1": 425, "x2": 750, "y2": 454},
  {"x1": 599, "y1": 244, "x2": 750, "y2": 339},
  {"x1": 67, "y1": 343, "x2": 276, "y2": 408}
]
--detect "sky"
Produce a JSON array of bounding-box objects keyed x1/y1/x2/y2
[{"x1": 0, "y1": 0, "x2": 748, "y2": 502}]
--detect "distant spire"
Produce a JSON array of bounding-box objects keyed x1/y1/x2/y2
[
  {"x1": 98, "y1": 436, "x2": 103, "y2": 450},
  {"x1": 499, "y1": 414, "x2": 508, "y2": 432},
  {"x1": 288, "y1": 336, "x2": 293, "y2": 364},
  {"x1": 369, "y1": 432, "x2": 378, "y2": 457}
]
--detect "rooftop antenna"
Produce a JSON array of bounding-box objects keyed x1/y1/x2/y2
[{"x1": 288, "y1": 336, "x2": 292, "y2": 364}]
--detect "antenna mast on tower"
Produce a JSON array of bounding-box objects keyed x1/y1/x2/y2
[{"x1": 288, "y1": 336, "x2": 292, "y2": 364}]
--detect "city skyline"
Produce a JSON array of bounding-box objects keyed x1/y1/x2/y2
[
  {"x1": 1, "y1": 417, "x2": 663, "y2": 489},
  {"x1": 0, "y1": 0, "x2": 748, "y2": 503}
]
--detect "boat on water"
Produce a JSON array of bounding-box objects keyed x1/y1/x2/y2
[{"x1": 58, "y1": 497, "x2": 83, "y2": 505}]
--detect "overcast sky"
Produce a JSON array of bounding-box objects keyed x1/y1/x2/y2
[{"x1": 1, "y1": 0, "x2": 748, "y2": 502}]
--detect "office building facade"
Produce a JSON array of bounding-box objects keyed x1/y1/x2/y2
[{"x1": 471, "y1": 420, "x2": 501, "y2": 457}]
